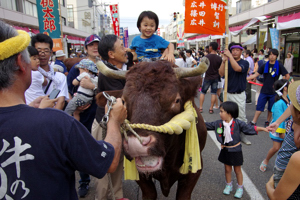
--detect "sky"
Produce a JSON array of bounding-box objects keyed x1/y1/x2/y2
[{"x1": 101, "y1": 0, "x2": 186, "y2": 35}]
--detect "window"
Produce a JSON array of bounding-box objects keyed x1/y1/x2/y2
[
  {"x1": 0, "y1": 0, "x2": 17, "y2": 11},
  {"x1": 24, "y1": 0, "x2": 37, "y2": 17},
  {"x1": 60, "y1": 0, "x2": 65, "y2": 7},
  {"x1": 67, "y1": 4, "x2": 74, "y2": 22},
  {"x1": 61, "y1": 16, "x2": 66, "y2": 26}
]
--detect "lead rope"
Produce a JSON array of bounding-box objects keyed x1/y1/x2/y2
[{"x1": 99, "y1": 92, "x2": 144, "y2": 200}]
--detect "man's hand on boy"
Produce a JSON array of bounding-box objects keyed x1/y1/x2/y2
[{"x1": 80, "y1": 76, "x2": 94, "y2": 90}]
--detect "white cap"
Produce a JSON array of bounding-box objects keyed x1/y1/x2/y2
[{"x1": 56, "y1": 50, "x2": 65, "y2": 57}]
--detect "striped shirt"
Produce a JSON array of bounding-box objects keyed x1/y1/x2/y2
[{"x1": 275, "y1": 124, "x2": 299, "y2": 170}]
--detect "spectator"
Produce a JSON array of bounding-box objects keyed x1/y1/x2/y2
[
  {"x1": 247, "y1": 49, "x2": 290, "y2": 127},
  {"x1": 66, "y1": 34, "x2": 101, "y2": 197},
  {"x1": 92, "y1": 35, "x2": 129, "y2": 200},
  {"x1": 219, "y1": 42, "x2": 252, "y2": 145},
  {"x1": 54, "y1": 50, "x2": 68, "y2": 75},
  {"x1": 199, "y1": 42, "x2": 222, "y2": 114},
  {"x1": 186, "y1": 49, "x2": 197, "y2": 68},
  {"x1": 0, "y1": 20, "x2": 126, "y2": 200},
  {"x1": 284, "y1": 53, "x2": 294, "y2": 76},
  {"x1": 258, "y1": 49, "x2": 265, "y2": 60},
  {"x1": 31, "y1": 33, "x2": 69, "y2": 110},
  {"x1": 175, "y1": 51, "x2": 187, "y2": 68},
  {"x1": 244, "y1": 50, "x2": 254, "y2": 104}
]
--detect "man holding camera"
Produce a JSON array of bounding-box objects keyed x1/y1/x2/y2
[{"x1": 31, "y1": 33, "x2": 69, "y2": 110}]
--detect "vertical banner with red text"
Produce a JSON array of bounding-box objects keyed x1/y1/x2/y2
[
  {"x1": 185, "y1": 0, "x2": 226, "y2": 35},
  {"x1": 177, "y1": 13, "x2": 185, "y2": 48},
  {"x1": 36, "y1": 0, "x2": 62, "y2": 51},
  {"x1": 110, "y1": 4, "x2": 120, "y2": 36}
]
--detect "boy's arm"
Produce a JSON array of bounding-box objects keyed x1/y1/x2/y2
[
  {"x1": 256, "y1": 126, "x2": 268, "y2": 133},
  {"x1": 161, "y1": 43, "x2": 175, "y2": 63},
  {"x1": 130, "y1": 49, "x2": 138, "y2": 62},
  {"x1": 267, "y1": 105, "x2": 291, "y2": 133},
  {"x1": 72, "y1": 78, "x2": 80, "y2": 86}
]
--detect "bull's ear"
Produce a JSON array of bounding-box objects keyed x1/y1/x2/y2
[{"x1": 95, "y1": 90, "x2": 123, "y2": 107}]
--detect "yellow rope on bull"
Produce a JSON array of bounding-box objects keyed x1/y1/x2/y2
[
  {"x1": 0, "y1": 30, "x2": 30, "y2": 61},
  {"x1": 124, "y1": 101, "x2": 202, "y2": 180}
]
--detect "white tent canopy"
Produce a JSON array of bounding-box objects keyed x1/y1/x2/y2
[{"x1": 242, "y1": 33, "x2": 267, "y2": 45}]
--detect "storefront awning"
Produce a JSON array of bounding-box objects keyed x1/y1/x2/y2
[
  {"x1": 242, "y1": 33, "x2": 267, "y2": 45},
  {"x1": 229, "y1": 16, "x2": 271, "y2": 36},
  {"x1": 277, "y1": 11, "x2": 300, "y2": 30}
]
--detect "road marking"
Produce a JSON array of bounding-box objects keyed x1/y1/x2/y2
[{"x1": 207, "y1": 130, "x2": 264, "y2": 200}]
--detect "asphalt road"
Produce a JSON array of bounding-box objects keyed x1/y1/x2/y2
[{"x1": 76, "y1": 87, "x2": 273, "y2": 200}]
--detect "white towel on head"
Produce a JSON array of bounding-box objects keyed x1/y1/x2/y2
[{"x1": 223, "y1": 119, "x2": 233, "y2": 144}]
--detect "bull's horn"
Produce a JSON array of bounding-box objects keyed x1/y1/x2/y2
[
  {"x1": 96, "y1": 60, "x2": 127, "y2": 79},
  {"x1": 174, "y1": 57, "x2": 210, "y2": 79}
]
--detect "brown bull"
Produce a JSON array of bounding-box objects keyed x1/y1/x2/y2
[
  {"x1": 63, "y1": 57, "x2": 84, "y2": 71},
  {"x1": 96, "y1": 59, "x2": 209, "y2": 200}
]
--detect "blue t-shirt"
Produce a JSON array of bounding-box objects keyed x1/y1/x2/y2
[
  {"x1": 130, "y1": 34, "x2": 169, "y2": 61},
  {"x1": 55, "y1": 59, "x2": 68, "y2": 73},
  {"x1": 257, "y1": 62, "x2": 288, "y2": 94},
  {"x1": 227, "y1": 59, "x2": 249, "y2": 93},
  {"x1": 0, "y1": 104, "x2": 114, "y2": 199},
  {"x1": 67, "y1": 64, "x2": 97, "y2": 132}
]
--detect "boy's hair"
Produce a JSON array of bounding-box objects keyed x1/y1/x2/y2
[
  {"x1": 220, "y1": 101, "x2": 239, "y2": 119},
  {"x1": 137, "y1": 11, "x2": 159, "y2": 31},
  {"x1": 31, "y1": 33, "x2": 53, "y2": 50},
  {"x1": 274, "y1": 79, "x2": 289, "y2": 102},
  {"x1": 268, "y1": 48, "x2": 279, "y2": 58},
  {"x1": 209, "y1": 42, "x2": 218, "y2": 51},
  {"x1": 27, "y1": 46, "x2": 39, "y2": 57},
  {"x1": 246, "y1": 50, "x2": 252, "y2": 56}
]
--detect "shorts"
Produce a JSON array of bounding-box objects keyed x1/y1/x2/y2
[
  {"x1": 271, "y1": 138, "x2": 284, "y2": 143},
  {"x1": 273, "y1": 166, "x2": 284, "y2": 188},
  {"x1": 256, "y1": 93, "x2": 276, "y2": 112},
  {"x1": 201, "y1": 79, "x2": 219, "y2": 94}
]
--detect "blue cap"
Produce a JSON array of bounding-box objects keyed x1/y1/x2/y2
[
  {"x1": 76, "y1": 59, "x2": 98, "y2": 74},
  {"x1": 84, "y1": 34, "x2": 101, "y2": 47}
]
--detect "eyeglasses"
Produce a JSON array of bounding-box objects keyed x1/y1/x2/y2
[{"x1": 37, "y1": 48, "x2": 51, "y2": 55}]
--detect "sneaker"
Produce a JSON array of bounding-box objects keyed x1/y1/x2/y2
[
  {"x1": 240, "y1": 133, "x2": 251, "y2": 145},
  {"x1": 78, "y1": 183, "x2": 89, "y2": 197},
  {"x1": 246, "y1": 101, "x2": 252, "y2": 104},
  {"x1": 223, "y1": 184, "x2": 233, "y2": 195},
  {"x1": 234, "y1": 188, "x2": 243, "y2": 198},
  {"x1": 265, "y1": 121, "x2": 270, "y2": 127}
]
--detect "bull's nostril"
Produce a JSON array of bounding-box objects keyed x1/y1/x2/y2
[{"x1": 142, "y1": 136, "x2": 151, "y2": 146}]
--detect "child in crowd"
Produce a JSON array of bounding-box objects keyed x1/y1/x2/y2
[
  {"x1": 64, "y1": 59, "x2": 98, "y2": 120},
  {"x1": 130, "y1": 11, "x2": 175, "y2": 63},
  {"x1": 25, "y1": 46, "x2": 48, "y2": 104},
  {"x1": 205, "y1": 101, "x2": 268, "y2": 199},
  {"x1": 260, "y1": 79, "x2": 290, "y2": 172},
  {"x1": 270, "y1": 81, "x2": 300, "y2": 191}
]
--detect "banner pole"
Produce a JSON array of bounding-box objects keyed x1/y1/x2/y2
[
  {"x1": 58, "y1": 0, "x2": 64, "y2": 51},
  {"x1": 224, "y1": 0, "x2": 230, "y2": 102}
]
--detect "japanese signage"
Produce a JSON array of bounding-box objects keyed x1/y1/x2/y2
[
  {"x1": 110, "y1": 4, "x2": 120, "y2": 36},
  {"x1": 0, "y1": 137, "x2": 34, "y2": 198},
  {"x1": 120, "y1": 27, "x2": 124, "y2": 45},
  {"x1": 185, "y1": 0, "x2": 227, "y2": 35},
  {"x1": 258, "y1": 31, "x2": 266, "y2": 50},
  {"x1": 36, "y1": 0, "x2": 62, "y2": 51},
  {"x1": 177, "y1": 13, "x2": 185, "y2": 48},
  {"x1": 124, "y1": 27, "x2": 129, "y2": 48},
  {"x1": 269, "y1": 28, "x2": 279, "y2": 50}
]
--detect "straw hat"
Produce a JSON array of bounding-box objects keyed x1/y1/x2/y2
[
  {"x1": 288, "y1": 80, "x2": 300, "y2": 111},
  {"x1": 56, "y1": 50, "x2": 65, "y2": 57}
]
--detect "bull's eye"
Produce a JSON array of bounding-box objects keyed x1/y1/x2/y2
[{"x1": 175, "y1": 99, "x2": 180, "y2": 103}]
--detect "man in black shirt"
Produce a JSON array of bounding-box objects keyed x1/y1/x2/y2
[{"x1": 92, "y1": 35, "x2": 129, "y2": 200}]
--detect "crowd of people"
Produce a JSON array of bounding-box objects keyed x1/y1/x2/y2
[{"x1": 0, "y1": 7, "x2": 299, "y2": 200}]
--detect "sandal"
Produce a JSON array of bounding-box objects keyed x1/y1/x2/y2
[
  {"x1": 209, "y1": 109, "x2": 214, "y2": 114},
  {"x1": 260, "y1": 160, "x2": 267, "y2": 172},
  {"x1": 198, "y1": 108, "x2": 203, "y2": 113}
]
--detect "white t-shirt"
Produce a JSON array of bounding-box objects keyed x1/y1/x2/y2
[
  {"x1": 175, "y1": 58, "x2": 187, "y2": 68},
  {"x1": 42, "y1": 71, "x2": 69, "y2": 100},
  {"x1": 76, "y1": 72, "x2": 98, "y2": 96},
  {"x1": 25, "y1": 71, "x2": 46, "y2": 105},
  {"x1": 186, "y1": 56, "x2": 195, "y2": 68}
]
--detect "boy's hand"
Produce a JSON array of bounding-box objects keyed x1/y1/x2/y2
[{"x1": 164, "y1": 53, "x2": 175, "y2": 63}]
